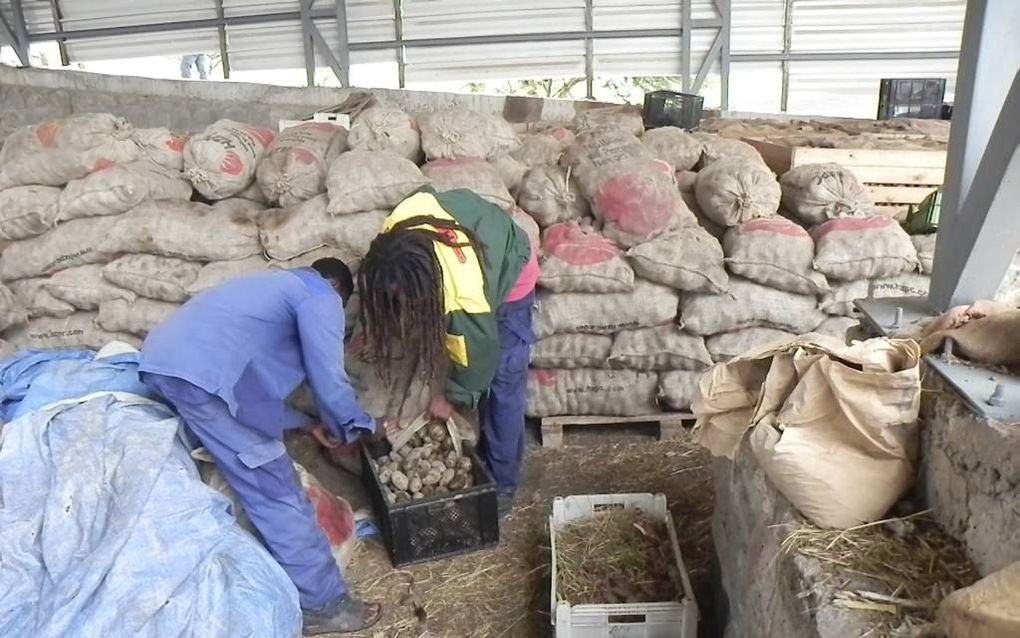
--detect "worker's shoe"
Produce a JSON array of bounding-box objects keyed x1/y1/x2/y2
[{"x1": 303, "y1": 595, "x2": 382, "y2": 635}]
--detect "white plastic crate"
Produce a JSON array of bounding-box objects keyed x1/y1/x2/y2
[{"x1": 550, "y1": 493, "x2": 699, "y2": 638}]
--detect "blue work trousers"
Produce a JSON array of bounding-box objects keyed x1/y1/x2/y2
[
  {"x1": 142, "y1": 373, "x2": 346, "y2": 610},
  {"x1": 478, "y1": 292, "x2": 535, "y2": 493}
]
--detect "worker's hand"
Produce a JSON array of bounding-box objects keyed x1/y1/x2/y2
[
  {"x1": 429, "y1": 395, "x2": 455, "y2": 421},
  {"x1": 307, "y1": 423, "x2": 343, "y2": 449}
]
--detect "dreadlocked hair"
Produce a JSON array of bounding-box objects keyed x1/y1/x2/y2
[{"x1": 357, "y1": 215, "x2": 486, "y2": 381}]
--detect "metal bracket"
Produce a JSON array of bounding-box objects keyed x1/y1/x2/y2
[{"x1": 854, "y1": 295, "x2": 936, "y2": 339}]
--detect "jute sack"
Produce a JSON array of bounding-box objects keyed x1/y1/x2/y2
[
  {"x1": 187, "y1": 257, "x2": 269, "y2": 297},
  {"x1": 530, "y1": 333, "x2": 613, "y2": 369},
  {"x1": 257, "y1": 122, "x2": 348, "y2": 208},
  {"x1": 420, "y1": 158, "x2": 514, "y2": 210},
  {"x1": 609, "y1": 325, "x2": 712, "y2": 371},
  {"x1": 0, "y1": 114, "x2": 141, "y2": 189},
  {"x1": 0, "y1": 216, "x2": 122, "y2": 281},
  {"x1": 236, "y1": 180, "x2": 271, "y2": 206},
  {"x1": 694, "y1": 134, "x2": 764, "y2": 166},
  {"x1": 723, "y1": 218, "x2": 829, "y2": 295},
  {"x1": 0, "y1": 283, "x2": 27, "y2": 332},
  {"x1": 101, "y1": 199, "x2": 261, "y2": 263},
  {"x1": 347, "y1": 105, "x2": 422, "y2": 161},
  {"x1": 45, "y1": 264, "x2": 136, "y2": 310},
  {"x1": 97, "y1": 297, "x2": 180, "y2": 336},
  {"x1": 512, "y1": 127, "x2": 575, "y2": 167},
  {"x1": 676, "y1": 170, "x2": 698, "y2": 193},
  {"x1": 813, "y1": 216, "x2": 919, "y2": 281},
  {"x1": 820, "y1": 274, "x2": 930, "y2": 317},
  {"x1": 0, "y1": 185, "x2": 60, "y2": 240},
  {"x1": 814, "y1": 316, "x2": 858, "y2": 342},
  {"x1": 695, "y1": 157, "x2": 781, "y2": 227},
  {"x1": 561, "y1": 128, "x2": 652, "y2": 197},
  {"x1": 212, "y1": 197, "x2": 268, "y2": 222},
  {"x1": 326, "y1": 150, "x2": 427, "y2": 216},
  {"x1": 103, "y1": 254, "x2": 202, "y2": 302},
  {"x1": 534, "y1": 280, "x2": 679, "y2": 338},
  {"x1": 131, "y1": 128, "x2": 187, "y2": 171},
  {"x1": 58, "y1": 160, "x2": 193, "y2": 221},
  {"x1": 641, "y1": 127, "x2": 704, "y2": 172},
  {"x1": 659, "y1": 370, "x2": 703, "y2": 411},
  {"x1": 5, "y1": 312, "x2": 141, "y2": 350},
  {"x1": 590, "y1": 159, "x2": 695, "y2": 247},
  {"x1": 681, "y1": 277, "x2": 825, "y2": 335},
  {"x1": 9, "y1": 278, "x2": 75, "y2": 319},
  {"x1": 572, "y1": 106, "x2": 644, "y2": 137},
  {"x1": 419, "y1": 109, "x2": 519, "y2": 160},
  {"x1": 693, "y1": 335, "x2": 922, "y2": 529},
  {"x1": 259, "y1": 195, "x2": 384, "y2": 261},
  {"x1": 706, "y1": 327, "x2": 796, "y2": 362},
  {"x1": 184, "y1": 120, "x2": 276, "y2": 200},
  {"x1": 780, "y1": 163, "x2": 874, "y2": 225},
  {"x1": 627, "y1": 226, "x2": 729, "y2": 294},
  {"x1": 938, "y1": 561, "x2": 1020, "y2": 638},
  {"x1": 912, "y1": 234, "x2": 936, "y2": 274},
  {"x1": 517, "y1": 166, "x2": 589, "y2": 227},
  {"x1": 538, "y1": 221, "x2": 634, "y2": 293},
  {"x1": 490, "y1": 155, "x2": 527, "y2": 194},
  {"x1": 526, "y1": 368, "x2": 659, "y2": 417}
]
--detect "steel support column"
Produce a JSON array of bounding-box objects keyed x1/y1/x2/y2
[
  {"x1": 2, "y1": 0, "x2": 30, "y2": 66},
  {"x1": 213, "y1": 0, "x2": 230, "y2": 78},
  {"x1": 392, "y1": 0, "x2": 405, "y2": 88},
  {"x1": 780, "y1": 0, "x2": 793, "y2": 112},
  {"x1": 584, "y1": 0, "x2": 594, "y2": 99},
  {"x1": 680, "y1": 0, "x2": 692, "y2": 92},
  {"x1": 717, "y1": 0, "x2": 730, "y2": 109},
  {"x1": 333, "y1": 0, "x2": 350, "y2": 86},
  {"x1": 47, "y1": 0, "x2": 70, "y2": 65},
  {"x1": 300, "y1": 0, "x2": 316, "y2": 85},
  {"x1": 929, "y1": 0, "x2": 1020, "y2": 309}
]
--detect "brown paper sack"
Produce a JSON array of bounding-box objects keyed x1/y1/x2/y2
[
  {"x1": 938, "y1": 561, "x2": 1020, "y2": 638},
  {"x1": 693, "y1": 335, "x2": 921, "y2": 529}
]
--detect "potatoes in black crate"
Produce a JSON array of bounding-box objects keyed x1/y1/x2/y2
[{"x1": 371, "y1": 423, "x2": 475, "y2": 503}]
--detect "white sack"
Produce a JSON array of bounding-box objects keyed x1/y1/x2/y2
[
  {"x1": 780, "y1": 162, "x2": 874, "y2": 225},
  {"x1": 723, "y1": 217, "x2": 829, "y2": 295},
  {"x1": 257, "y1": 122, "x2": 347, "y2": 208},
  {"x1": 534, "y1": 280, "x2": 679, "y2": 338},
  {"x1": 658, "y1": 370, "x2": 702, "y2": 411},
  {"x1": 183, "y1": 119, "x2": 276, "y2": 200},
  {"x1": 538, "y1": 221, "x2": 634, "y2": 293},
  {"x1": 419, "y1": 109, "x2": 519, "y2": 160},
  {"x1": 517, "y1": 166, "x2": 589, "y2": 227},
  {"x1": 706, "y1": 327, "x2": 797, "y2": 362},
  {"x1": 58, "y1": 161, "x2": 193, "y2": 221},
  {"x1": 347, "y1": 105, "x2": 422, "y2": 161},
  {"x1": 530, "y1": 333, "x2": 613, "y2": 369},
  {"x1": 326, "y1": 150, "x2": 426, "y2": 216},
  {"x1": 820, "y1": 274, "x2": 930, "y2": 317},
  {"x1": 103, "y1": 254, "x2": 202, "y2": 303},
  {"x1": 681, "y1": 278, "x2": 825, "y2": 335},
  {"x1": 609, "y1": 325, "x2": 712, "y2": 371},
  {"x1": 641, "y1": 127, "x2": 703, "y2": 172},
  {"x1": 97, "y1": 298, "x2": 180, "y2": 336},
  {"x1": 0, "y1": 216, "x2": 122, "y2": 281},
  {"x1": 627, "y1": 226, "x2": 729, "y2": 293},
  {"x1": 695, "y1": 157, "x2": 781, "y2": 227},
  {"x1": 0, "y1": 185, "x2": 60, "y2": 240},
  {"x1": 420, "y1": 158, "x2": 514, "y2": 210},
  {"x1": 527, "y1": 368, "x2": 659, "y2": 417},
  {"x1": 813, "y1": 216, "x2": 919, "y2": 281},
  {"x1": 5, "y1": 312, "x2": 141, "y2": 350},
  {"x1": 45, "y1": 265, "x2": 136, "y2": 310},
  {"x1": 9, "y1": 278, "x2": 75, "y2": 319}
]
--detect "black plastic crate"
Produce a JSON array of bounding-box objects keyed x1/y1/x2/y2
[
  {"x1": 877, "y1": 78, "x2": 947, "y2": 120},
  {"x1": 361, "y1": 441, "x2": 499, "y2": 566},
  {"x1": 643, "y1": 90, "x2": 704, "y2": 130}
]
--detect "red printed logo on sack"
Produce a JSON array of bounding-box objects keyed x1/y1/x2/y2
[
  {"x1": 543, "y1": 222, "x2": 621, "y2": 266},
  {"x1": 533, "y1": 369, "x2": 559, "y2": 386},
  {"x1": 166, "y1": 135, "x2": 186, "y2": 153},
  {"x1": 305, "y1": 484, "x2": 355, "y2": 546},
  {"x1": 220, "y1": 151, "x2": 244, "y2": 176},
  {"x1": 307, "y1": 122, "x2": 339, "y2": 133},
  {"x1": 36, "y1": 121, "x2": 61, "y2": 147},
  {"x1": 91, "y1": 158, "x2": 118, "y2": 172},
  {"x1": 812, "y1": 215, "x2": 892, "y2": 240},
  {"x1": 741, "y1": 218, "x2": 808, "y2": 237},
  {"x1": 246, "y1": 127, "x2": 276, "y2": 147},
  {"x1": 595, "y1": 171, "x2": 676, "y2": 237},
  {"x1": 292, "y1": 148, "x2": 317, "y2": 165}
]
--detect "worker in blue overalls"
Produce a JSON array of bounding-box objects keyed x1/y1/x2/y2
[{"x1": 140, "y1": 258, "x2": 381, "y2": 635}]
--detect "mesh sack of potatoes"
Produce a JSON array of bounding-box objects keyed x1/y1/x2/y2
[
  {"x1": 572, "y1": 106, "x2": 645, "y2": 137},
  {"x1": 183, "y1": 119, "x2": 276, "y2": 200},
  {"x1": 187, "y1": 258, "x2": 270, "y2": 297},
  {"x1": 534, "y1": 280, "x2": 679, "y2": 338},
  {"x1": 420, "y1": 158, "x2": 514, "y2": 210},
  {"x1": 517, "y1": 166, "x2": 589, "y2": 227},
  {"x1": 693, "y1": 133, "x2": 764, "y2": 166},
  {"x1": 326, "y1": 150, "x2": 427, "y2": 216},
  {"x1": 0, "y1": 114, "x2": 141, "y2": 190},
  {"x1": 0, "y1": 186, "x2": 61, "y2": 240},
  {"x1": 418, "y1": 108, "x2": 519, "y2": 161},
  {"x1": 562, "y1": 128, "x2": 653, "y2": 197},
  {"x1": 490, "y1": 155, "x2": 527, "y2": 195},
  {"x1": 538, "y1": 221, "x2": 634, "y2": 293},
  {"x1": 257, "y1": 122, "x2": 348, "y2": 208},
  {"x1": 511, "y1": 127, "x2": 575, "y2": 168},
  {"x1": 0, "y1": 215, "x2": 123, "y2": 281},
  {"x1": 44, "y1": 264, "x2": 136, "y2": 310},
  {"x1": 259, "y1": 195, "x2": 384, "y2": 262},
  {"x1": 608, "y1": 325, "x2": 712, "y2": 371},
  {"x1": 911, "y1": 234, "x2": 936, "y2": 274},
  {"x1": 530, "y1": 333, "x2": 613, "y2": 369},
  {"x1": 681, "y1": 278, "x2": 825, "y2": 336},
  {"x1": 658, "y1": 370, "x2": 703, "y2": 411},
  {"x1": 723, "y1": 217, "x2": 829, "y2": 296},
  {"x1": 508, "y1": 207, "x2": 540, "y2": 257},
  {"x1": 812, "y1": 215, "x2": 919, "y2": 281},
  {"x1": 706, "y1": 327, "x2": 797, "y2": 362},
  {"x1": 641, "y1": 126, "x2": 704, "y2": 172},
  {"x1": 9, "y1": 278, "x2": 75, "y2": 319},
  {"x1": 131, "y1": 127, "x2": 187, "y2": 171},
  {"x1": 814, "y1": 316, "x2": 858, "y2": 342},
  {"x1": 627, "y1": 225, "x2": 729, "y2": 294},
  {"x1": 102, "y1": 255, "x2": 202, "y2": 303},
  {"x1": 348, "y1": 105, "x2": 422, "y2": 161},
  {"x1": 780, "y1": 163, "x2": 874, "y2": 225},
  {"x1": 0, "y1": 283, "x2": 27, "y2": 332},
  {"x1": 526, "y1": 368, "x2": 659, "y2": 417},
  {"x1": 5, "y1": 312, "x2": 141, "y2": 350},
  {"x1": 820, "y1": 274, "x2": 930, "y2": 317},
  {"x1": 58, "y1": 160, "x2": 193, "y2": 221},
  {"x1": 695, "y1": 157, "x2": 781, "y2": 227},
  {"x1": 97, "y1": 297, "x2": 180, "y2": 336}
]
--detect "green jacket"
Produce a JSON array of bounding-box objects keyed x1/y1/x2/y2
[{"x1": 382, "y1": 186, "x2": 531, "y2": 407}]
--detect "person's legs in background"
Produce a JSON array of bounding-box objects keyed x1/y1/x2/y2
[
  {"x1": 180, "y1": 55, "x2": 196, "y2": 79},
  {"x1": 195, "y1": 54, "x2": 211, "y2": 80},
  {"x1": 479, "y1": 292, "x2": 535, "y2": 515}
]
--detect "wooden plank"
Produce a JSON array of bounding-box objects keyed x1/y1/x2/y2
[
  {"x1": 541, "y1": 423, "x2": 564, "y2": 449},
  {"x1": 869, "y1": 184, "x2": 938, "y2": 205},
  {"x1": 848, "y1": 165, "x2": 946, "y2": 186},
  {"x1": 789, "y1": 146, "x2": 947, "y2": 169},
  {"x1": 743, "y1": 138, "x2": 794, "y2": 174},
  {"x1": 541, "y1": 413, "x2": 694, "y2": 427}
]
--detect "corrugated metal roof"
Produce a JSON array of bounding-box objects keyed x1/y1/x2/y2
[
  {"x1": 792, "y1": 0, "x2": 965, "y2": 52},
  {"x1": 730, "y1": 0, "x2": 783, "y2": 54},
  {"x1": 405, "y1": 39, "x2": 586, "y2": 83},
  {"x1": 403, "y1": 1, "x2": 584, "y2": 39}
]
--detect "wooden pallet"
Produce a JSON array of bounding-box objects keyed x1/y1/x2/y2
[
  {"x1": 539, "y1": 413, "x2": 695, "y2": 448},
  {"x1": 744, "y1": 138, "x2": 946, "y2": 218}
]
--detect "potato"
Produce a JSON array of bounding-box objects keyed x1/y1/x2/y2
[
  {"x1": 422, "y1": 469, "x2": 442, "y2": 486},
  {"x1": 416, "y1": 459, "x2": 433, "y2": 475},
  {"x1": 391, "y1": 470, "x2": 409, "y2": 491},
  {"x1": 421, "y1": 443, "x2": 435, "y2": 459},
  {"x1": 444, "y1": 450, "x2": 460, "y2": 468},
  {"x1": 440, "y1": 468, "x2": 455, "y2": 487},
  {"x1": 395, "y1": 490, "x2": 411, "y2": 503},
  {"x1": 435, "y1": 485, "x2": 450, "y2": 495},
  {"x1": 409, "y1": 474, "x2": 423, "y2": 493},
  {"x1": 427, "y1": 423, "x2": 445, "y2": 440},
  {"x1": 448, "y1": 476, "x2": 467, "y2": 491},
  {"x1": 430, "y1": 460, "x2": 447, "y2": 473},
  {"x1": 404, "y1": 447, "x2": 424, "y2": 464},
  {"x1": 412, "y1": 491, "x2": 425, "y2": 500},
  {"x1": 440, "y1": 438, "x2": 454, "y2": 453},
  {"x1": 385, "y1": 491, "x2": 396, "y2": 505},
  {"x1": 379, "y1": 469, "x2": 393, "y2": 485},
  {"x1": 457, "y1": 456, "x2": 473, "y2": 472},
  {"x1": 421, "y1": 485, "x2": 435, "y2": 498}
]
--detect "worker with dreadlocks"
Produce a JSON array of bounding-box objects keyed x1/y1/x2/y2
[
  {"x1": 359, "y1": 186, "x2": 539, "y2": 517},
  {"x1": 139, "y1": 258, "x2": 382, "y2": 635}
]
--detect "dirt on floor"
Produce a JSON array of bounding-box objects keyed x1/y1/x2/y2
[{"x1": 290, "y1": 427, "x2": 714, "y2": 638}]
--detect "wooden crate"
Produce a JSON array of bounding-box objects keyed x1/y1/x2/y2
[
  {"x1": 744, "y1": 138, "x2": 946, "y2": 218},
  {"x1": 539, "y1": 413, "x2": 694, "y2": 448}
]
